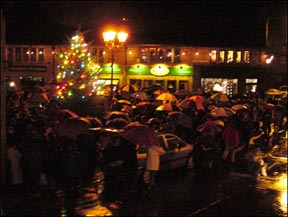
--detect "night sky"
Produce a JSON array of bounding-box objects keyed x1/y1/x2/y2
[{"x1": 2, "y1": 1, "x2": 287, "y2": 47}]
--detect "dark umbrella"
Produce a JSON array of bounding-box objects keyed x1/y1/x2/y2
[
  {"x1": 86, "y1": 117, "x2": 103, "y2": 128},
  {"x1": 105, "y1": 118, "x2": 129, "y2": 129},
  {"x1": 52, "y1": 109, "x2": 79, "y2": 122},
  {"x1": 104, "y1": 111, "x2": 131, "y2": 122},
  {"x1": 57, "y1": 117, "x2": 91, "y2": 138},
  {"x1": 123, "y1": 124, "x2": 159, "y2": 146},
  {"x1": 168, "y1": 111, "x2": 192, "y2": 129}
]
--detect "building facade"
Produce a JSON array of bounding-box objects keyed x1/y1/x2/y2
[{"x1": 4, "y1": 43, "x2": 277, "y2": 97}]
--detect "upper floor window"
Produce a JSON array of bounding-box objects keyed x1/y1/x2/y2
[
  {"x1": 210, "y1": 50, "x2": 217, "y2": 63},
  {"x1": 38, "y1": 48, "x2": 44, "y2": 62},
  {"x1": 157, "y1": 48, "x2": 164, "y2": 62},
  {"x1": 226, "y1": 50, "x2": 234, "y2": 63},
  {"x1": 140, "y1": 48, "x2": 148, "y2": 63},
  {"x1": 166, "y1": 48, "x2": 172, "y2": 63},
  {"x1": 149, "y1": 48, "x2": 156, "y2": 62},
  {"x1": 243, "y1": 51, "x2": 250, "y2": 64},
  {"x1": 99, "y1": 48, "x2": 104, "y2": 63},
  {"x1": 8, "y1": 48, "x2": 13, "y2": 62},
  {"x1": 219, "y1": 50, "x2": 225, "y2": 63},
  {"x1": 23, "y1": 48, "x2": 29, "y2": 61},
  {"x1": 30, "y1": 48, "x2": 36, "y2": 62},
  {"x1": 236, "y1": 51, "x2": 242, "y2": 63},
  {"x1": 174, "y1": 48, "x2": 181, "y2": 63},
  {"x1": 15, "y1": 48, "x2": 22, "y2": 61}
]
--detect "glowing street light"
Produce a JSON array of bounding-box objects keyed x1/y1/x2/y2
[{"x1": 103, "y1": 30, "x2": 128, "y2": 100}]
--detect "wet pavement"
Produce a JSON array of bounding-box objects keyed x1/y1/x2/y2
[{"x1": 2, "y1": 154, "x2": 287, "y2": 217}]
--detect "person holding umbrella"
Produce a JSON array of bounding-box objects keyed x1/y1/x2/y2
[{"x1": 144, "y1": 143, "x2": 165, "y2": 194}]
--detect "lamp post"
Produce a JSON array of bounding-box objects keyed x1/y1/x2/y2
[{"x1": 103, "y1": 30, "x2": 128, "y2": 100}]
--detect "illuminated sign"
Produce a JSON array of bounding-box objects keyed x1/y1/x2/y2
[
  {"x1": 8, "y1": 65, "x2": 47, "y2": 72},
  {"x1": 150, "y1": 64, "x2": 169, "y2": 76}
]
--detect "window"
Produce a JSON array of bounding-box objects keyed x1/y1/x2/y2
[
  {"x1": 157, "y1": 48, "x2": 164, "y2": 62},
  {"x1": 23, "y1": 48, "x2": 29, "y2": 61},
  {"x1": 226, "y1": 50, "x2": 234, "y2": 63},
  {"x1": 149, "y1": 48, "x2": 156, "y2": 62},
  {"x1": 8, "y1": 48, "x2": 13, "y2": 62},
  {"x1": 30, "y1": 48, "x2": 36, "y2": 62},
  {"x1": 15, "y1": 48, "x2": 22, "y2": 61},
  {"x1": 38, "y1": 48, "x2": 44, "y2": 62},
  {"x1": 174, "y1": 48, "x2": 180, "y2": 63},
  {"x1": 243, "y1": 51, "x2": 250, "y2": 64},
  {"x1": 219, "y1": 50, "x2": 225, "y2": 63},
  {"x1": 236, "y1": 51, "x2": 242, "y2": 63},
  {"x1": 140, "y1": 48, "x2": 148, "y2": 63},
  {"x1": 166, "y1": 48, "x2": 172, "y2": 63},
  {"x1": 210, "y1": 50, "x2": 217, "y2": 63},
  {"x1": 99, "y1": 48, "x2": 104, "y2": 63}
]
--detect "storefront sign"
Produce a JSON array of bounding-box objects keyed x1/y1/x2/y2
[
  {"x1": 8, "y1": 65, "x2": 47, "y2": 72},
  {"x1": 101, "y1": 64, "x2": 122, "y2": 74},
  {"x1": 150, "y1": 64, "x2": 169, "y2": 76}
]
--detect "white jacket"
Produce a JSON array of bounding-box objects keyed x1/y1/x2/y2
[{"x1": 146, "y1": 145, "x2": 165, "y2": 171}]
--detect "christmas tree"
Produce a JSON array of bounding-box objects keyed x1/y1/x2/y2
[{"x1": 55, "y1": 31, "x2": 101, "y2": 100}]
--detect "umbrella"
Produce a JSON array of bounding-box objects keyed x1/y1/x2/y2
[
  {"x1": 57, "y1": 117, "x2": 91, "y2": 138},
  {"x1": 196, "y1": 119, "x2": 223, "y2": 133},
  {"x1": 178, "y1": 98, "x2": 197, "y2": 110},
  {"x1": 156, "y1": 103, "x2": 180, "y2": 112},
  {"x1": 120, "y1": 84, "x2": 138, "y2": 93},
  {"x1": 124, "y1": 121, "x2": 143, "y2": 131},
  {"x1": 131, "y1": 91, "x2": 149, "y2": 100},
  {"x1": 105, "y1": 118, "x2": 129, "y2": 129},
  {"x1": 115, "y1": 99, "x2": 132, "y2": 106},
  {"x1": 123, "y1": 124, "x2": 159, "y2": 146},
  {"x1": 153, "y1": 89, "x2": 164, "y2": 96},
  {"x1": 104, "y1": 111, "x2": 131, "y2": 122},
  {"x1": 52, "y1": 109, "x2": 79, "y2": 122},
  {"x1": 168, "y1": 111, "x2": 192, "y2": 128},
  {"x1": 135, "y1": 101, "x2": 153, "y2": 107},
  {"x1": 86, "y1": 117, "x2": 103, "y2": 128},
  {"x1": 210, "y1": 107, "x2": 235, "y2": 117},
  {"x1": 264, "y1": 88, "x2": 282, "y2": 95},
  {"x1": 156, "y1": 93, "x2": 179, "y2": 103},
  {"x1": 231, "y1": 104, "x2": 249, "y2": 111},
  {"x1": 210, "y1": 92, "x2": 229, "y2": 102},
  {"x1": 188, "y1": 95, "x2": 204, "y2": 102}
]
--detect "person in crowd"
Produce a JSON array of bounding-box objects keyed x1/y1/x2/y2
[
  {"x1": 194, "y1": 126, "x2": 217, "y2": 176},
  {"x1": 144, "y1": 143, "x2": 165, "y2": 193},
  {"x1": 7, "y1": 141, "x2": 23, "y2": 188},
  {"x1": 222, "y1": 119, "x2": 240, "y2": 172},
  {"x1": 261, "y1": 106, "x2": 273, "y2": 139}
]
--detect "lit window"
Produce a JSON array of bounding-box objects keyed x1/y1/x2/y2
[
  {"x1": 226, "y1": 50, "x2": 234, "y2": 63},
  {"x1": 166, "y1": 48, "x2": 172, "y2": 63},
  {"x1": 244, "y1": 51, "x2": 250, "y2": 64},
  {"x1": 7, "y1": 48, "x2": 13, "y2": 62},
  {"x1": 140, "y1": 48, "x2": 148, "y2": 63},
  {"x1": 236, "y1": 51, "x2": 242, "y2": 63},
  {"x1": 219, "y1": 50, "x2": 225, "y2": 63},
  {"x1": 210, "y1": 50, "x2": 217, "y2": 63},
  {"x1": 149, "y1": 48, "x2": 156, "y2": 62}
]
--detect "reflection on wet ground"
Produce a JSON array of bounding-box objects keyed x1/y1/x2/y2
[{"x1": 2, "y1": 136, "x2": 287, "y2": 217}]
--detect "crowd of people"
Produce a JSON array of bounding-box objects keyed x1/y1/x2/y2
[{"x1": 5, "y1": 86, "x2": 287, "y2": 205}]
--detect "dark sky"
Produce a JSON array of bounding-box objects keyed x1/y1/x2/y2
[{"x1": 2, "y1": 1, "x2": 287, "y2": 47}]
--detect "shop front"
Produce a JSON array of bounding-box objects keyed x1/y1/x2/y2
[
  {"x1": 200, "y1": 65, "x2": 270, "y2": 96},
  {"x1": 126, "y1": 63, "x2": 194, "y2": 93}
]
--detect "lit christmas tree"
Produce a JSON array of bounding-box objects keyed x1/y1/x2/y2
[{"x1": 55, "y1": 31, "x2": 101, "y2": 100}]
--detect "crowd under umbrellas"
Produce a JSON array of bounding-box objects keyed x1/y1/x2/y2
[{"x1": 5, "y1": 84, "x2": 287, "y2": 214}]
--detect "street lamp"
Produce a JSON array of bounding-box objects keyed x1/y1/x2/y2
[{"x1": 103, "y1": 30, "x2": 128, "y2": 100}]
